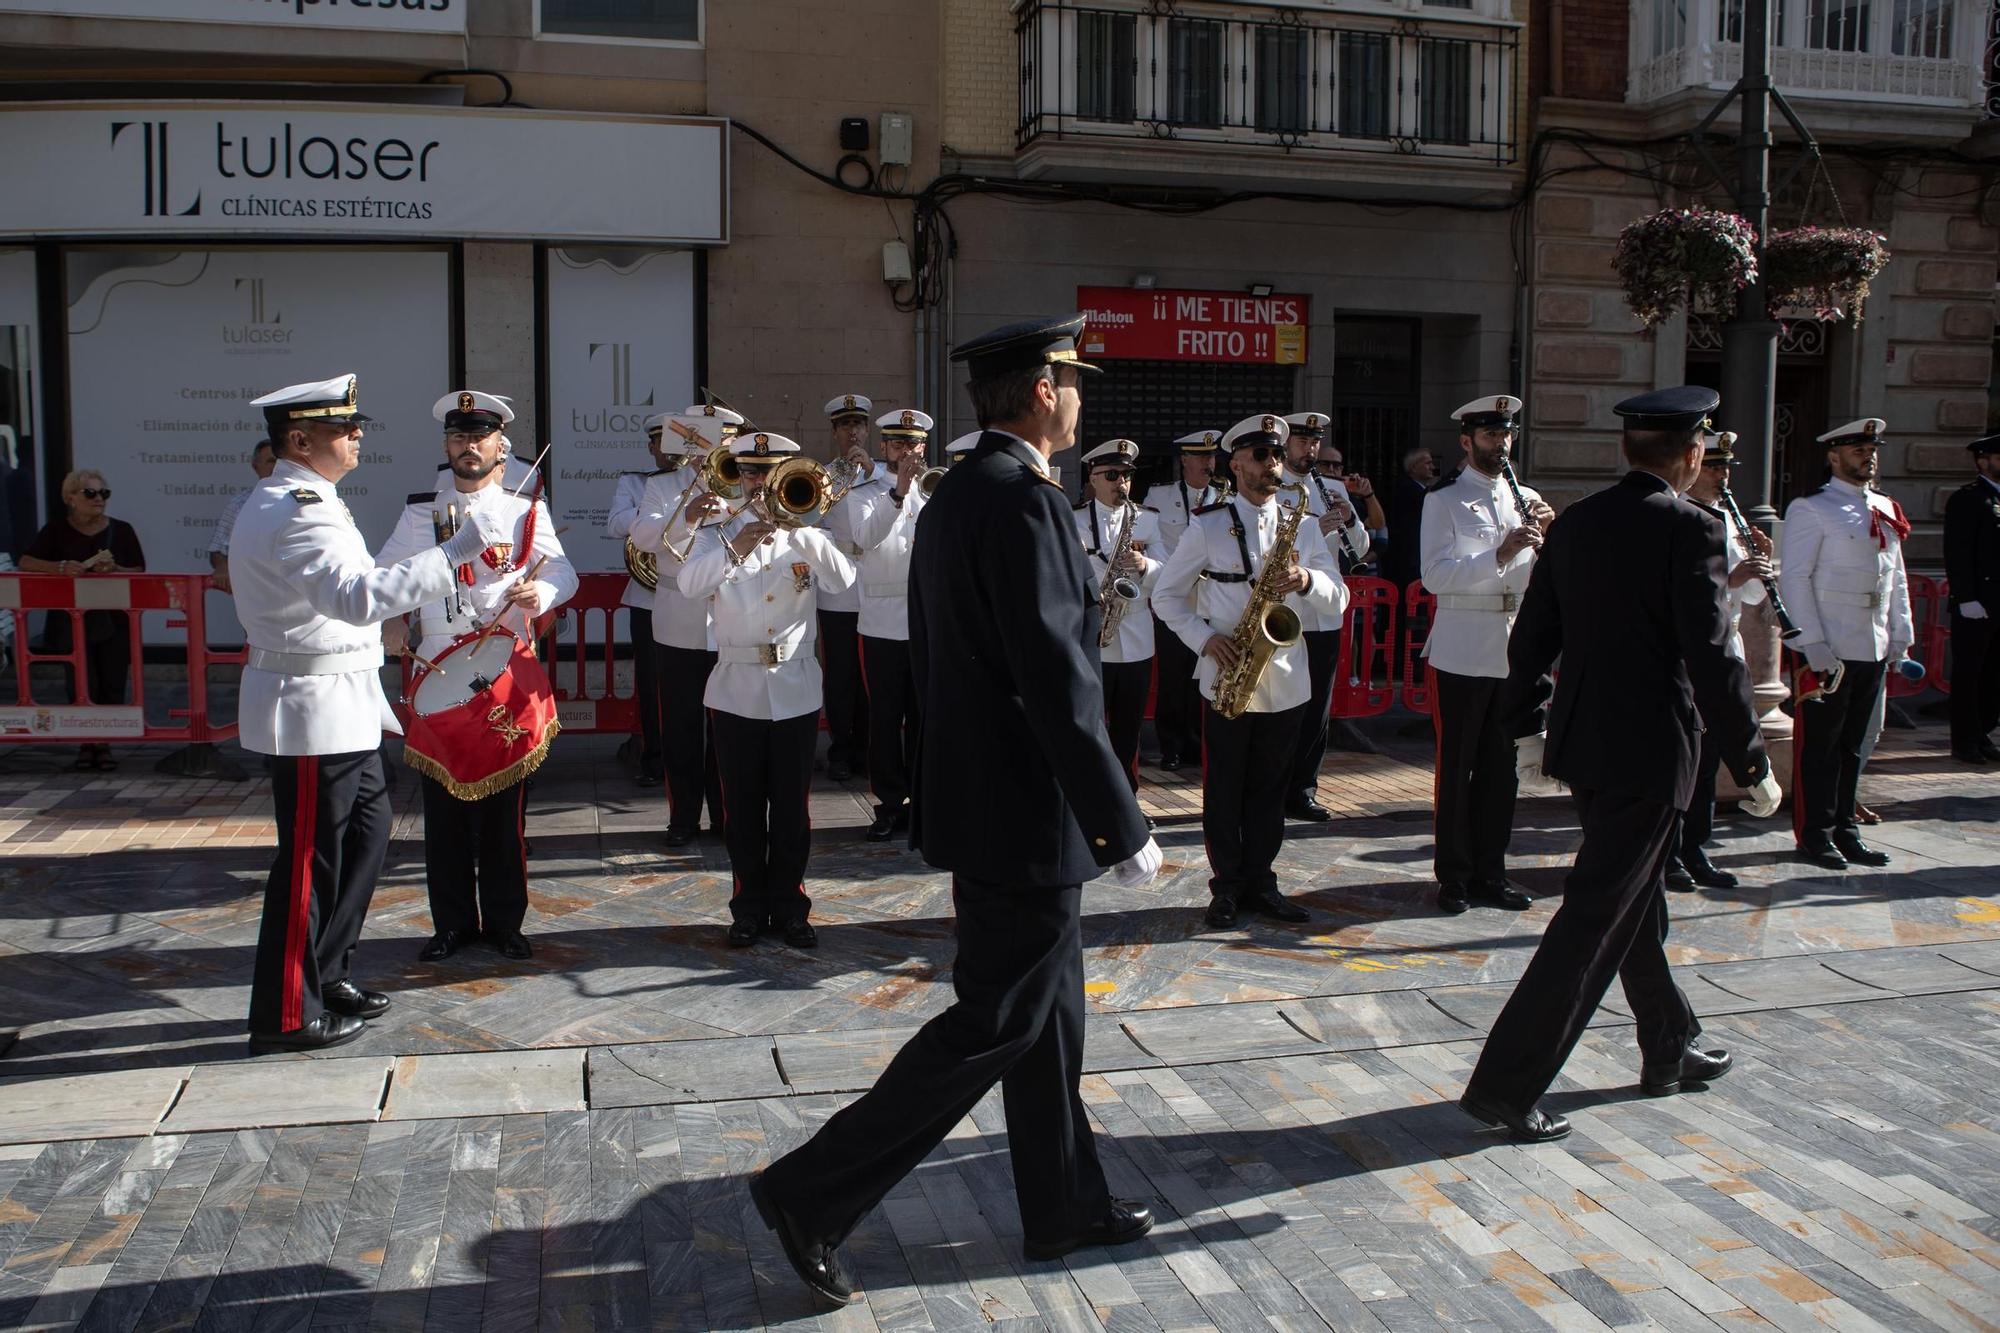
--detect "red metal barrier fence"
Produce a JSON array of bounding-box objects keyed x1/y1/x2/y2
[{"x1": 0, "y1": 571, "x2": 1957, "y2": 743}]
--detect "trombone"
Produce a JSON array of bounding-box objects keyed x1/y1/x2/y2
[{"x1": 662, "y1": 444, "x2": 750, "y2": 563}]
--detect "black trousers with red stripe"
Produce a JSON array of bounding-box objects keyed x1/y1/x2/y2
[
  {"x1": 630, "y1": 607, "x2": 664, "y2": 780},
  {"x1": 1102, "y1": 658, "x2": 1152, "y2": 794},
  {"x1": 862, "y1": 635, "x2": 916, "y2": 811},
  {"x1": 1795, "y1": 657, "x2": 1887, "y2": 840},
  {"x1": 248, "y1": 749, "x2": 390, "y2": 1035},
  {"x1": 419, "y1": 774, "x2": 529, "y2": 937},
  {"x1": 818, "y1": 609, "x2": 870, "y2": 770},
  {"x1": 658, "y1": 644, "x2": 724, "y2": 834},
  {"x1": 1152, "y1": 619, "x2": 1202, "y2": 762},
  {"x1": 1285, "y1": 629, "x2": 1341, "y2": 805},
  {"x1": 1429, "y1": 666, "x2": 1519, "y2": 886},
  {"x1": 713, "y1": 709, "x2": 818, "y2": 927},
  {"x1": 1201, "y1": 701, "x2": 1305, "y2": 901}
]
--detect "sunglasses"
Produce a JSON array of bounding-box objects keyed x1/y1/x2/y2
[
  {"x1": 1239, "y1": 446, "x2": 1282, "y2": 463},
  {"x1": 1097, "y1": 468, "x2": 1133, "y2": 481},
  {"x1": 79, "y1": 488, "x2": 111, "y2": 500}
]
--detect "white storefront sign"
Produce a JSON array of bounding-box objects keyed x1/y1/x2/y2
[
  {"x1": 66, "y1": 247, "x2": 451, "y2": 641},
  {"x1": 546, "y1": 249, "x2": 699, "y2": 578},
  {"x1": 0, "y1": 102, "x2": 728, "y2": 246},
  {"x1": 0, "y1": 1, "x2": 465, "y2": 34}
]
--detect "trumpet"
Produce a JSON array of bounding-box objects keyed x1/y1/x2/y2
[
  {"x1": 916, "y1": 466, "x2": 947, "y2": 498},
  {"x1": 759, "y1": 457, "x2": 842, "y2": 527}
]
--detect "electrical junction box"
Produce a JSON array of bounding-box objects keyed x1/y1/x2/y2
[
  {"x1": 882, "y1": 240, "x2": 913, "y2": 284},
  {"x1": 879, "y1": 113, "x2": 914, "y2": 166}
]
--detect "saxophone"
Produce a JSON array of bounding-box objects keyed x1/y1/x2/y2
[
  {"x1": 1097, "y1": 501, "x2": 1143, "y2": 649},
  {"x1": 1210, "y1": 483, "x2": 1308, "y2": 720}
]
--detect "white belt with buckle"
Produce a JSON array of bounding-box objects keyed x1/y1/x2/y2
[
  {"x1": 865, "y1": 581, "x2": 908, "y2": 598},
  {"x1": 246, "y1": 643, "x2": 384, "y2": 675},
  {"x1": 1435, "y1": 592, "x2": 1518, "y2": 612},
  {"x1": 1819, "y1": 589, "x2": 1882, "y2": 609},
  {"x1": 717, "y1": 640, "x2": 811, "y2": 665}
]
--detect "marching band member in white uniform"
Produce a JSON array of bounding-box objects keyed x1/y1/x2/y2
[
  {"x1": 818, "y1": 393, "x2": 880, "y2": 783},
  {"x1": 1150, "y1": 430, "x2": 1223, "y2": 772},
  {"x1": 607, "y1": 413, "x2": 687, "y2": 787},
  {"x1": 1075, "y1": 439, "x2": 1162, "y2": 800}
]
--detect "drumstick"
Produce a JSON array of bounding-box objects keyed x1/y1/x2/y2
[
  {"x1": 469, "y1": 554, "x2": 551, "y2": 651},
  {"x1": 402, "y1": 649, "x2": 443, "y2": 674}
]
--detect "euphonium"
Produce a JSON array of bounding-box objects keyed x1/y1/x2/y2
[
  {"x1": 760, "y1": 457, "x2": 839, "y2": 526},
  {"x1": 1209, "y1": 482, "x2": 1308, "y2": 720},
  {"x1": 1097, "y1": 501, "x2": 1143, "y2": 649},
  {"x1": 623, "y1": 538, "x2": 659, "y2": 591}
]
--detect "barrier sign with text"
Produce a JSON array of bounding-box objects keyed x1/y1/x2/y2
[{"x1": 1077, "y1": 286, "x2": 1309, "y2": 364}]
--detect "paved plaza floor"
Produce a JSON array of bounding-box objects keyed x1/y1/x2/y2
[{"x1": 0, "y1": 707, "x2": 1996, "y2": 1329}]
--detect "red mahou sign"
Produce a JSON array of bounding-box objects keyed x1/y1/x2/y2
[{"x1": 1077, "y1": 286, "x2": 1309, "y2": 364}]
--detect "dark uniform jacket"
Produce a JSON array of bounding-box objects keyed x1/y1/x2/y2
[
  {"x1": 1944, "y1": 478, "x2": 2000, "y2": 612},
  {"x1": 1501, "y1": 470, "x2": 1767, "y2": 811},
  {"x1": 908, "y1": 431, "x2": 1149, "y2": 885}
]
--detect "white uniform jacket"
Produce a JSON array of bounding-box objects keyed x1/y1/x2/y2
[
  {"x1": 229, "y1": 458, "x2": 458, "y2": 756},
  {"x1": 1075, "y1": 499, "x2": 1162, "y2": 664},
  {"x1": 1151, "y1": 477, "x2": 1222, "y2": 557},
  {"x1": 677, "y1": 518, "x2": 857, "y2": 722},
  {"x1": 1705, "y1": 503, "x2": 1767, "y2": 663},
  {"x1": 628, "y1": 468, "x2": 717, "y2": 651},
  {"x1": 607, "y1": 468, "x2": 664, "y2": 611},
  {"x1": 850, "y1": 478, "x2": 928, "y2": 641},
  {"x1": 1280, "y1": 466, "x2": 1371, "y2": 632},
  {"x1": 1151, "y1": 496, "x2": 1346, "y2": 713},
  {"x1": 1419, "y1": 468, "x2": 1542, "y2": 679},
  {"x1": 818, "y1": 463, "x2": 890, "y2": 615},
  {"x1": 376, "y1": 483, "x2": 578, "y2": 662},
  {"x1": 1779, "y1": 478, "x2": 1914, "y2": 663}
]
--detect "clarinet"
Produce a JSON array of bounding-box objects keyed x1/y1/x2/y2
[
  {"x1": 1497, "y1": 457, "x2": 1536, "y2": 531},
  {"x1": 1311, "y1": 472, "x2": 1361, "y2": 564},
  {"x1": 1715, "y1": 483, "x2": 1801, "y2": 640},
  {"x1": 432, "y1": 508, "x2": 455, "y2": 624}
]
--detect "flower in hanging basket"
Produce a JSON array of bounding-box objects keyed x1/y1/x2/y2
[
  {"x1": 1613, "y1": 207, "x2": 1761, "y2": 328},
  {"x1": 1762, "y1": 226, "x2": 1890, "y2": 321}
]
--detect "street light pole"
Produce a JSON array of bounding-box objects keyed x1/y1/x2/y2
[{"x1": 1717, "y1": 0, "x2": 1781, "y2": 525}]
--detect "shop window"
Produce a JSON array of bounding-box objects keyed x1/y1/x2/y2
[
  {"x1": 540, "y1": 0, "x2": 700, "y2": 43},
  {"x1": 1167, "y1": 18, "x2": 1225, "y2": 127},
  {"x1": 1078, "y1": 12, "x2": 1137, "y2": 122},
  {"x1": 1255, "y1": 26, "x2": 1312, "y2": 133},
  {"x1": 1338, "y1": 33, "x2": 1391, "y2": 139}
]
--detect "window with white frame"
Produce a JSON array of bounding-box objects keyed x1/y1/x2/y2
[
  {"x1": 1168, "y1": 17, "x2": 1226, "y2": 126},
  {"x1": 540, "y1": 0, "x2": 699, "y2": 42},
  {"x1": 1255, "y1": 25, "x2": 1312, "y2": 132},
  {"x1": 1078, "y1": 11, "x2": 1137, "y2": 122},
  {"x1": 1806, "y1": 0, "x2": 1872, "y2": 49},
  {"x1": 1891, "y1": 0, "x2": 1952, "y2": 56},
  {"x1": 1338, "y1": 32, "x2": 1391, "y2": 138},
  {"x1": 1420, "y1": 38, "x2": 1474, "y2": 143},
  {"x1": 1649, "y1": 0, "x2": 1690, "y2": 57}
]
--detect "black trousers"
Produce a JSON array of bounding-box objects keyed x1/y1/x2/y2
[
  {"x1": 861, "y1": 634, "x2": 916, "y2": 810},
  {"x1": 1153, "y1": 618, "x2": 1202, "y2": 761},
  {"x1": 1796, "y1": 657, "x2": 1887, "y2": 839},
  {"x1": 53, "y1": 620, "x2": 132, "y2": 708},
  {"x1": 1950, "y1": 611, "x2": 2000, "y2": 753},
  {"x1": 713, "y1": 710, "x2": 817, "y2": 926},
  {"x1": 248, "y1": 749, "x2": 389, "y2": 1034},
  {"x1": 1202, "y1": 702, "x2": 1305, "y2": 900},
  {"x1": 758, "y1": 876, "x2": 1109, "y2": 1247},
  {"x1": 1286, "y1": 629, "x2": 1341, "y2": 804},
  {"x1": 419, "y1": 773, "x2": 528, "y2": 937},
  {"x1": 1672, "y1": 727, "x2": 1722, "y2": 859},
  {"x1": 630, "y1": 608, "x2": 663, "y2": 778},
  {"x1": 658, "y1": 644, "x2": 724, "y2": 834},
  {"x1": 818, "y1": 609, "x2": 870, "y2": 769},
  {"x1": 1102, "y1": 659, "x2": 1152, "y2": 794},
  {"x1": 1465, "y1": 787, "x2": 1696, "y2": 1113},
  {"x1": 1429, "y1": 667, "x2": 1519, "y2": 885}
]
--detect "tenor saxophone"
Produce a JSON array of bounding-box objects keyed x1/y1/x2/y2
[
  {"x1": 1209, "y1": 483, "x2": 1308, "y2": 720},
  {"x1": 1097, "y1": 501, "x2": 1143, "y2": 649}
]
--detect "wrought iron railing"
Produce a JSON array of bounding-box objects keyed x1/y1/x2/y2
[{"x1": 1017, "y1": 0, "x2": 1520, "y2": 165}]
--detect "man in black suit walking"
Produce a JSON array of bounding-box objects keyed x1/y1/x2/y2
[
  {"x1": 1458, "y1": 386, "x2": 1782, "y2": 1143},
  {"x1": 750, "y1": 316, "x2": 1164, "y2": 1306},
  {"x1": 1945, "y1": 433, "x2": 2000, "y2": 763}
]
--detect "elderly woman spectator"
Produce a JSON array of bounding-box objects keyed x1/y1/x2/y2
[{"x1": 19, "y1": 468, "x2": 146, "y2": 769}]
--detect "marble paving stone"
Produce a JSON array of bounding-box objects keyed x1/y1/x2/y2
[
  {"x1": 1085, "y1": 1012, "x2": 1163, "y2": 1072},
  {"x1": 1938, "y1": 940, "x2": 2000, "y2": 978},
  {"x1": 586, "y1": 1038, "x2": 785, "y2": 1108},
  {"x1": 773, "y1": 1028, "x2": 918, "y2": 1094},
  {"x1": 1280, "y1": 989, "x2": 1477, "y2": 1051},
  {"x1": 1420, "y1": 983, "x2": 1631, "y2": 1033},
  {"x1": 1692, "y1": 956, "x2": 1894, "y2": 1006},
  {"x1": 1820, "y1": 947, "x2": 1996, "y2": 996},
  {"x1": 380, "y1": 1048, "x2": 586, "y2": 1120},
  {"x1": 157, "y1": 1058, "x2": 393, "y2": 1134},
  {"x1": 0, "y1": 1067, "x2": 189, "y2": 1145},
  {"x1": 1118, "y1": 1002, "x2": 1326, "y2": 1065}
]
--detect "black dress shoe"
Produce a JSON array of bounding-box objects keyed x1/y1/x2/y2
[
  {"x1": 828, "y1": 760, "x2": 852, "y2": 782},
  {"x1": 1664, "y1": 861, "x2": 1696, "y2": 891},
  {"x1": 1023, "y1": 1200, "x2": 1155, "y2": 1261},
  {"x1": 663, "y1": 826, "x2": 699, "y2": 848},
  {"x1": 1285, "y1": 797, "x2": 1333, "y2": 823},
  {"x1": 1204, "y1": 897, "x2": 1239, "y2": 929},
  {"x1": 323, "y1": 979, "x2": 390, "y2": 1020},
  {"x1": 750, "y1": 1174, "x2": 860, "y2": 1306},
  {"x1": 1437, "y1": 881, "x2": 1470, "y2": 915},
  {"x1": 1953, "y1": 748, "x2": 1992, "y2": 765},
  {"x1": 1680, "y1": 849, "x2": 1738, "y2": 890},
  {"x1": 1641, "y1": 1043, "x2": 1733, "y2": 1096},
  {"x1": 492, "y1": 929, "x2": 533, "y2": 960},
  {"x1": 1159, "y1": 752, "x2": 1183, "y2": 772},
  {"x1": 1458, "y1": 1090, "x2": 1571, "y2": 1143},
  {"x1": 1832, "y1": 831, "x2": 1891, "y2": 867},
  {"x1": 1982, "y1": 741, "x2": 2000, "y2": 761},
  {"x1": 864, "y1": 804, "x2": 907, "y2": 842},
  {"x1": 781, "y1": 919, "x2": 819, "y2": 949},
  {"x1": 248, "y1": 1011, "x2": 365, "y2": 1055},
  {"x1": 418, "y1": 929, "x2": 470, "y2": 962},
  {"x1": 726, "y1": 919, "x2": 760, "y2": 948},
  {"x1": 1469, "y1": 878, "x2": 1532, "y2": 910},
  {"x1": 1241, "y1": 889, "x2": 1309, "y2": 923},
  {"x1": 1796, "y1": 832, "x2": 1848, "y2": 870}
]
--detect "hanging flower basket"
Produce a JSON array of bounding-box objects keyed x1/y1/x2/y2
[
  {"x1": 1761, "y1": 226, "x2": 1891, "y2": 322},
  {"x1": 1612, "y1": 207, "x2": 1761, "y2": 327}
]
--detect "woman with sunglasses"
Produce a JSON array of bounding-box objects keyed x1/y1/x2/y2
[{"x1": 20, "y1": 468, "x2": 146, "y2": 770}]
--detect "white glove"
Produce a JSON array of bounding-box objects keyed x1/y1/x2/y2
[
  {"x1": 1514, "y1": 733, "x2": 1546, "y2": 784},
  {"x1": 440, "y1": 508, "x2": 509, "y2": 565},
  {"x1": 1962, "y1": 601, "x2": 1989, "y2": 620},
  {"x1": 1800, "y1": 641, "x2": 1839, "y2": 675},
  {"x1": 1111, "y1": 836, "x2": 1163, "y2": 888},
  {"x1": 1742, "y1": 769, "x2": 1782, "y2": 819}
]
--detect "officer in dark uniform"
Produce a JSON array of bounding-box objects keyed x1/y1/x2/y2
[
  {"x1": 1458, "y1": 387, "x2": 1781, "y2": 1142},
  {"x1": 749, "y1": 316, "x2": 1162, "y2": 1307},
  {"x1": 1945, "y1": 433, "x2": 2000, "y2": 763}
]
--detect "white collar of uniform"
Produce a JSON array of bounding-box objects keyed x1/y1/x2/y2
[
  {"x1": 1460, "y1": 465, "x2": 1505, "y2": 495},
  {"x1": 1235, "y1": 494, "x2": 1279, "y2": 518},
  {"x1": 448, "y1": 478, "x2": 513, "y2": 506},
  {"x1": 1828, "y1": 476, "x2": 1871, "y2": 502},
  {"x1": 273, "y1": 457, "x2": 334, "y2": 495},
  {"x1": 988, "y1": 429, "x2": 1050, "y2": 477},
  {"x1": 1092, "y1": 497, "x2": 1129, "y2": 520}
]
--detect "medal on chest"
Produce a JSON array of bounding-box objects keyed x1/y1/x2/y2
[{"x1": 791, "y1": 561, "x2": 813, "y2": 593}]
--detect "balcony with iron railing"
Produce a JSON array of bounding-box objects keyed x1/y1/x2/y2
[
  {"x1": 1014, "y1": 0, "x2": 1522, "y2": 194},
  {"x1": 1630, "y1": 0, "x2": 1989, "y2": 136}
]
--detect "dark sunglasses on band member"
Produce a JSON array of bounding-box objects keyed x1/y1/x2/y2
[{"x1": 1239, "y1": 446, "x2": 1283, "y2": 463}]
